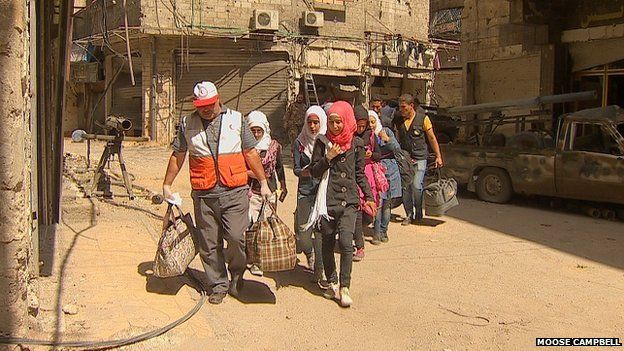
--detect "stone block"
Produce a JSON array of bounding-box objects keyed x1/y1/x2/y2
[
  {"x1": 561, "y1": 28, "x2": 589, "y2": 43},
  {"x1": 606, "y1": 23, "x2": 624, "y2": 39},
  {"x1": 589, "y1": 25, "x2": 607, "y2": 40}
]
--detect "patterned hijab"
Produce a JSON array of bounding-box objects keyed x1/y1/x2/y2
[{"x1": 326, "y1": 101, "x2": 357, "y2": 151}]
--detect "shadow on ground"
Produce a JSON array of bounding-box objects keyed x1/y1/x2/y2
[
  {"x1": 138, "y1": 263, "x2": 277, "y2": 304},
  {"x1": 264, "y1": 264, "x2": 324, "y2": 298},
  {"x1": 138, "y1": 261, "x2": 188, "y2": 296},
  {"x1": 445, "y1": 189, "x2": 624, "y2": 270}
]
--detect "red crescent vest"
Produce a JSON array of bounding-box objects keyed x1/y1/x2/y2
[{"x1": 183, "y1": 109, "x2": 248, "y2": 190}]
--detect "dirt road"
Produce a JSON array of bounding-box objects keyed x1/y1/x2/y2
[{"x1": 36, "y1": 140, "x2": 623, "y2": 351}]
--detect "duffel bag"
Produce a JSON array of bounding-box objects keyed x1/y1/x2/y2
[
  {"x1": 153, "y1": 204, "x2": 198, "y2": 278},
  {"x1": 424, "y1": 169, "x2": 459, "y2": 217}
]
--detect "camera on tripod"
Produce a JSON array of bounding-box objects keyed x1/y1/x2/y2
[
  {"x1": 104, "y1": 116, "x2": 133, "y2": 134},
  {"x1": 71, "y1": 115, "x2": 148, "y2": 200}
]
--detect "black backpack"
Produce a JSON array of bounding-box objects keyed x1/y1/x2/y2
[{"x1": 393, "y1": 148, "x2": 415, "y2": 190}]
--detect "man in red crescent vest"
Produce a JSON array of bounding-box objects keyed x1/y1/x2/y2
[{"x1": 163, "y1": 81, "x2": 271, "y2": 304}]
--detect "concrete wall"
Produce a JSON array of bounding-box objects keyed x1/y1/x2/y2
[
  {"x1": 0, "y1": 0, "x2": 32, "y2": 340},
  {"x1": 139, "y1": 0, "x2": 429, "y2": 41},
  {"x1": 73, "y1": 0, "x2": 429, "y2": 41},
  {"x1": 139, "y1": 37, "x2": 177, "y2": 143},
  {"x1": 461, "y1": 0, "x2": 553, "y2": 106},
  {"x1": 433, "y1": 69, "x2": 462, "y2": 108}
]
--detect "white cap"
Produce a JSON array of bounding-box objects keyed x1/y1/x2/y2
[{"x1": 193, "y1": 81, "x2": 219, "y2": 107}]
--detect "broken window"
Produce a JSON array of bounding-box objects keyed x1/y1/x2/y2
[
  {"x1": 430, "y1": 7, "x2": 463, "y2": 39},
  {"x1": 568, "y1": 122, "x2": 621, "y2": 155},
  {"x1": 574, "y1": 59, "x2": 624, "y2": 110}
]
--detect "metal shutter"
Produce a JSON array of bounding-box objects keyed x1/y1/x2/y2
[{"x1": 175, "y1": 39, "x2": 289, "y2": 140}]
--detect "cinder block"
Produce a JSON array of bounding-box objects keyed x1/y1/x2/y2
[
  {"x1": 589, "y1": 25, "x2": 607, "y2": 40},
  {"x1": 561, "y1": 28, "x2": 589, "y2": 43},
  {"x1": 606, "y1": 23, "x2": 624, "y2": 38}
]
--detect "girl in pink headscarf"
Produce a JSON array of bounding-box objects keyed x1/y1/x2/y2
[{"x1": 305, "y1": 101, "x2": 376, "y2": 308}]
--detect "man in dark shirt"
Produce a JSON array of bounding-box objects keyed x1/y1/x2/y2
[{"x1": 393, "y1": 94, "x2": 443, "y2": 225}]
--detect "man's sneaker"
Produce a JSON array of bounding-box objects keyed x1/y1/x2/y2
[
  {"x1": 249, "y1": 264, "x2": 263, "y2": 277},
  {"x1": 381, "y1": 235, "x2": 389, "y2": 243},
  {"x1": 371, "y1": 237, "x2": 382, "y2": 246},
  {"x1": 353, "y1": 248, "x2": 365, "y2": 262},
  {"x1": 323, "y1": 283, "x2": 340, "y2": 300},
  {"x1": 339, "y1": 287, "x2": 353, "y2": 307},
  {"x1": 208, "y1": 292, "x2": 227, "y2": 305},
  {"x1": 401, "y1": 218, "x2": 412, "y2": 226}
]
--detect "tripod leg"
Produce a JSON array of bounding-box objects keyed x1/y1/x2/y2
[
  {"x1": 89, "y1": 145, "x2": 111, "y2": 197},
  {"x1": 117, "y1": 148, "x2": 135, "y2": 200}
]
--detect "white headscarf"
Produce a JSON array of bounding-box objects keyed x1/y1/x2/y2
[
  {"x1": 369, "y1": 110, "x2": 383, "y2": 135},
  {"x1": 247, "y1": 111, "x2": 272, "y2": 151},
  {"x1": 322, "y1": 102, "x2": 334, "y2": 115},
  {"x1": 297, "y1": 106, "x2": 327, "y2": 158}
]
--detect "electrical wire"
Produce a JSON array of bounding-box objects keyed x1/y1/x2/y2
[{"x1": 0, "y1": 272, "x2": 206, "y2": 350}]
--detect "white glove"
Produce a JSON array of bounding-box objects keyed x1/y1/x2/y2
[{"x1": 162, "y1": 185, "x2": 182, "y2": 206}]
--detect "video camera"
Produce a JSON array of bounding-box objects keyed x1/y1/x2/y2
[{"x1": 104, "y1": 116, "x2": 133, "y2": 134}]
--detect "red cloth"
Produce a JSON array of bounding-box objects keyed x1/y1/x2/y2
[{"x1": 326, "y1": 101, "x2": 357, "y2": 151}]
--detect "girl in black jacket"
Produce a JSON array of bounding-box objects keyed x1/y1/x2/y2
[{"x1": 306, "y1": 101, "x2": 375, "y2": 307}]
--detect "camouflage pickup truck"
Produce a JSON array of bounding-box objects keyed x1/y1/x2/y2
[{"x1": 441, "y1": 106, "x2": 624, "y2": 205}]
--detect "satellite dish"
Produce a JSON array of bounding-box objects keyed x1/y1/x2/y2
[{"x1": 71, "y1": 129, "x2": 87, "y2": 142}]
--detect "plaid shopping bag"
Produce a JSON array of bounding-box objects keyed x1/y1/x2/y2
[{"x1": 245, "y1": 201, "x2": 296, "y2": 272}]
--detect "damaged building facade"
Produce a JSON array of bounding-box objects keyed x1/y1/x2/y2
[
  {"x1": 429, "y1": 0, "x2": 462, "y2": 108},
  {"x1": 459, "y1": 0, "x2": 624, "y2": 135},
  {"x1": 71, "y1": 0, "x2": 435, "y2": 143}
]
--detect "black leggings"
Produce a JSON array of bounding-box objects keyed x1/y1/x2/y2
[{"x1": 354, "y1": 210, "x2": 374, "y2": 248}]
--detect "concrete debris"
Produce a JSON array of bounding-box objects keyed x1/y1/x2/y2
[
  {"x1": 63, "y1": 304, "x2": 79, "y2": 315},
  {"x1": 28, "y1": 293, "x2": 40, "y2": 317}
]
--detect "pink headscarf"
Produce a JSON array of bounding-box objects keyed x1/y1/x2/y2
[{"x1": 326, "y1": 101, "x2": 357, "y2": 151}]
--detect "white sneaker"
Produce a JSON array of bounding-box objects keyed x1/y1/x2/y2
[
  {"x1": 249, "y1": 264, "x2": 263, "y2": 277},
  {"x1": 340, "y1": 287, "x2": 353, "y2": 307},
  {"x1": 323, "y1": 283, "x2": 339, "y2": 300}
]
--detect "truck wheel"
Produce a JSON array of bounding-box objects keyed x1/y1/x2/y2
[{"x1": 476, "y1": 167, "x2": 513, "y2": 203}]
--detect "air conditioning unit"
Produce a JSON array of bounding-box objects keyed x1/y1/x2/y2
[
  {"x1": 253, "y1": 9, "x2": 279, "y2": 31},
  {"x1": 304, "y1": 11, "x2": 324, "y2": 28}
]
